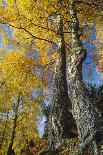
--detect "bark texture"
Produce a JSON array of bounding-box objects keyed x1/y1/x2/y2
[
  {"x1": 47, "y1": 14, "x2": 73, "y2": 151},
  {"x1": 67, "y1": 0, "x2": 103, "y2": 154}
]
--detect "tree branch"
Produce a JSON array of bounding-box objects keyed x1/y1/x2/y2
[
  {"x1": 3, "y1": 23, "x2": 56, "y2": 45},
  {"x1": 23, "y1": 16, "x2": 56, "y2": 33}
]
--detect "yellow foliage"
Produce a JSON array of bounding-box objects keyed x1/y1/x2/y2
[
  {"x1": 96, "y1": 23, "x2": 103, "y2": 72},
  {"x1": 0, "y1": 51, "x2": 39, "y2": 98},
  {"x1": 0, "y1": 49, "x2": 44, "y2": 154},
  {"x1": 13, "y1": 99, "x2": 40, "y2": 154},
  {"x1": 0, "y1": 0, "x2": 103, "y2": 70}
]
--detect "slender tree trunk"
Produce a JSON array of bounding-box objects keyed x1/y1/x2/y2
[
  {"x1": 7, "y1": 94, "x2": 20, "y2": 155},
  {"x1": 67, "y1": 0, "x2": 103, "y2": 154},
  {"x1": 46, "y1": 14, "x2": 73, "y2": 151},
  {"x1": 0, "y1": 112, "x2": 9, "y2": 149}
]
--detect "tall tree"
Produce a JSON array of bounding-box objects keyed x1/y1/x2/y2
[
  {"x1": 47, "y1": 12, "x2": 73, "y2": 151},
  {"x1": 7, "y1": 93, "x2": 20, "y2": 155},
  {"x1": 0, "y1": 0, "x2": 103, "y2": 153},
  {"x1": 67, "y1": 0, "x2": 103, "y2": 154},
  {"x1": 0, "y1": 0, "x2": 74, "y2": 150},
  {"x1": 0, "y1": 51, "x2": 41, "y2": 154}
]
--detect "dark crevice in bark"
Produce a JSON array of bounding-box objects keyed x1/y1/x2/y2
[
  {"x1": 67, "y1": 0, "x2": 103, "y2": 154},
  {"x1": 46, "y1": 14, "x2": 76, "y2": 152}
]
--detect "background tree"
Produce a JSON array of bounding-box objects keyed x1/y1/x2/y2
[{"x1": 0, "y1": 50, "x2": 43, "y2": 154}]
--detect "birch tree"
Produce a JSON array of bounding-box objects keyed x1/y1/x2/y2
[{"x1": 0, "y1": 0, "x2": 103, "y2": 153}]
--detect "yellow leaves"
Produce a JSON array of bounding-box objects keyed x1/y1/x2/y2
[
  {"x1": 13, "y1": 98, "x2": 40, "y2": 153},
  {"x1": 1, "y1": 51, "x2": 24, "y2": 77},
  {"x1": 41, "y1": 55, "x2": 50, "y2": 66},
  {"x1": 1, "y1": 0, "x2": 102, "y2": 69},
  {"x1": 0, "y1": 1, "x2": 19, "y2": 23},
  {"x1": 0, "y1": 50, "x2": 41, "y2": 154},
  {"x1": 52, "y1": 50, "x2": 58, "y2": 59},
  {"x1": 0, "y1": 0, "x2": 2, "y2": 5},
  {"x1": 17, "y1": 0, "x2": 34, "y2": 17},
  {"x1": 96, "y1": 23, "x2": 103, "y2": 72},
  {"x1": 0, "y1": 0, "x2": 58, "y2": 62},
  {"x1": 0, "y1": 51, "x2": 39, "y2": 96}
]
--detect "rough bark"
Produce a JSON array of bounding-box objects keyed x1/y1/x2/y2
[
  {"x1": 7, "y1": 94, "x2": 20, "y2": 155},
  {"x1": 67, "y1": 0, "x2": 103, "y2": 154},
  {"x1": 46, "y1": 14, "x2": 74, "y2": 151}
]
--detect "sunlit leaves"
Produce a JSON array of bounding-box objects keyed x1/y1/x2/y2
[
  {"x1": 96, "y1": 23, "x2": 103, "y2": 72},
  {"x1": 0, "y1": 51, "x2": 39, "y2": 96},
  {"x1": 0, "y1": 49, "x2": 44, "y2": 154},
  {"x1": 13, "y1": 98, "x2": 40, "y2": 154},
  {"x1": 0, "y1": 0, "x2": 103, "y2": 72}
]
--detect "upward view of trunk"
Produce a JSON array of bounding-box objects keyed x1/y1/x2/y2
[
  {"x1": 67, "y1": 0, "x2": 103, "y2": 154},
  {"x1": 47, "y1": 14, "x2": 73, "y2": 151},
  {"x1": 7, "y1": 94, "x2": 20, "y2": 155}
]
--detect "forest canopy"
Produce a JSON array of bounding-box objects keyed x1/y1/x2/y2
[{"x1": 0, "y1": 0, "x2": 103, "y2": 155}]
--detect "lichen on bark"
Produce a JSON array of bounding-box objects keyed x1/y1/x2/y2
[{"x1": 67, "y1": 0, "x2": 103, "y2": 154}]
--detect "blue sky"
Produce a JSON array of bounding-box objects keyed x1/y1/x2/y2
[{"x1": 82, "y1": 25, "x2": 103, "y2": 86}]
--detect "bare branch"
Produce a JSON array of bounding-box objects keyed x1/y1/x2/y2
[
  {"x1": 2, "y1": 23, "x2": 56, "y2": 45},
  {"x1": 64, "y1": 31, "x2": 71, "y2": 33},
  {"x1": 23, "y1": 16, "x2": 56, "y2": 33}
]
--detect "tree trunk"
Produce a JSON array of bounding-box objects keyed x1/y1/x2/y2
[
  {"x1": 0, "y1": 112, "x2": 9, "y2": 149},
  {"x1": 7, "y1": 94, "x2": 20, "y2": 155},
  {"x1": 67, "y1": 0, "x2": 103, "y2": 154},
  {"x1": 46, "y1": 14, "x2": 74, "y2": 151},
  {"x1": 7, "y1": 115, "x2": 17, "y2": 155}
]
